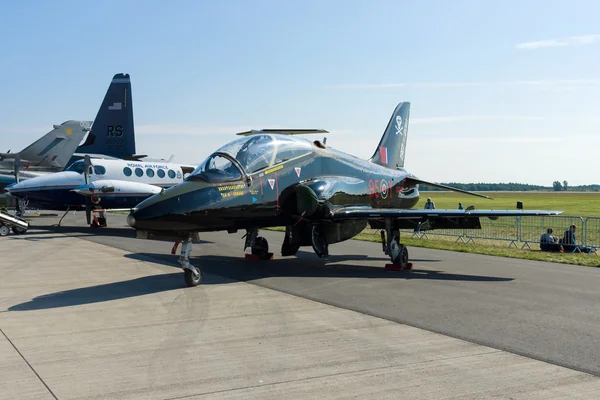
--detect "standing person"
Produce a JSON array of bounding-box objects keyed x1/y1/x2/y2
[
  {"x1": 458, "y1": 202, "x2": 464, "y2": 210},
  {"x1": 424, "y1": 197, "x2": 436, "y2": 209}
]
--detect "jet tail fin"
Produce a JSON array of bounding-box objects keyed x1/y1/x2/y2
[
  {"x1": 369, "y1": 102, "x2": 410, "y2": 169},
  {"x1": 76, "y1": 73, "x2": 136, "y2": 159},
  {"x1": 14, "y1": 120, "x2": 91, "y2": 168}
]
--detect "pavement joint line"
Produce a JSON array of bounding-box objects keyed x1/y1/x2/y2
[
  {"x1": 163, "y1": 349, "x2": 503, "y2": 400},
  {"x1": 0, "y1": 327, "x2": 59, "y2": 400}
]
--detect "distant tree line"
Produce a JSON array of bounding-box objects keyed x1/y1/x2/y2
[{"x1": 420, "y1": 182, "x2": 600, "y2": 192}]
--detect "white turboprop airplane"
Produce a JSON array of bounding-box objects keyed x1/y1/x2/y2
[{"x1": 6, "y1": 155, "x2": 196, "y2": 226}]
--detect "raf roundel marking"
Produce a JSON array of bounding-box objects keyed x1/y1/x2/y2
[{"x1": 381, "y1": 179, "x2": 389, "y2": 199}]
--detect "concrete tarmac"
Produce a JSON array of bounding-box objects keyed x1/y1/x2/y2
[
  {"x1": 0, "y1": 214, "x2": 599, "y2": 398},
  {"x1": 35, "y1": 213, "x2": 600, "y2": 376}
]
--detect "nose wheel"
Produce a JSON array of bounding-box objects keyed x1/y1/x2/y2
[{"x1": 177, "y1": 237, "x2": 202, "y2": 287}]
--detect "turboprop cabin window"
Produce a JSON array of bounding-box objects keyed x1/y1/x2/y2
[
  {"x1": 146, "y1": 168, "x2": 155, "y2": 178},
  {"x1": 123, "y1": 167, "x2": 132, "y2": 176},
  {"x1": 157, "y1": 169, "x2": 165, "y2": 178},
  {"x1": 94, "y1": 165, "x2": 106, "y2": 175},
  {"x1": 188, "y1": 154, "x2": 243, "y2": 183},
  {"x1": 135, "y1": 168, "x2": 143, "y2": 177},
  {"x1": 168, "y1": 170, "x2": 176, "y2": 179}
]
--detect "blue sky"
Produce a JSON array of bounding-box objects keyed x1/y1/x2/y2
[{"x1": 1, "y1": 0, "x2": 599, "y2": 185}]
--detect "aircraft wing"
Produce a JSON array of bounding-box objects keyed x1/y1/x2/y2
[
  {"x1": 236, "y1": 129, "x2": 329, "y2": 136},
  {"x1": 330, "y1": 207, "x2": 563, "y2": 220},
  {"x1": 330, "y1": 207, "x2": 563, "y2": 230},
  {"x1": 71, "y1": 153, "x2": 124, "y2": 161}
]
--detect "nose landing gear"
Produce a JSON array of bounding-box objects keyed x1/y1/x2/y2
[{"x1": 175, "y1": 236, "x2": 202, "y2": 287}]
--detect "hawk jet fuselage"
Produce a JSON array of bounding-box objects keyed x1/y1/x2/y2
[{"x1": 128, "y1": 102, "x2": 563, "y2": 287}]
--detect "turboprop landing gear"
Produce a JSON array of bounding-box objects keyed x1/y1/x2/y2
[
  {"x1": 178, "y1": 237, "x2": 202, "y2": 287},
  {"x1": 244, "y1": 228, "x2": 273, "y2": 260},
  {"x1": 90, "y1": 210, "x2": 108, "y2": 228},
  {"x1": 381, "y1": 219, "x2": 412, "y2": 271}
]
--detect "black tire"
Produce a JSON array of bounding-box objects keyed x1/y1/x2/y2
[
  {"x1": 0, "y1": 225, "x2": 9, "y2": 236},
  {"x1": 390, "y1": 238, "x2": 409, "y2": 268},
  {"x1": 251, "y1": 236, "x2": 269, "y2": 259},
  {"x1": 11, "y1": 226, "x2": 27, "y2": 235},
  {"x1": 184, "y1": 268, "x2": 202, "y2": 287},
  {"x1": 311, "y1": 228, "x2": 329, "y2": 258}
]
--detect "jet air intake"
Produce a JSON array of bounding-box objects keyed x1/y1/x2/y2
[{"x1": 294, "y1": 184, "x2": 319, "y2": 217}]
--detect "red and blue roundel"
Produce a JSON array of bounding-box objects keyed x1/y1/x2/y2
[{"x1": 381, "y1": 179, "x2": 389, "y2": 199}]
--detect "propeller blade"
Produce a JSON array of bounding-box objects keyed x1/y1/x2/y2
[
  {"x1": 83, "y1": 155, "x2": 92, "y2": 185},
  {"x1": 14, "y1": 156, "x2": 20, "y2": 183}
]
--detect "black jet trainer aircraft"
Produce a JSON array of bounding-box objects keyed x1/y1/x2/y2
[{"x1": 127, "y1": 102, "x2": 562, "y2": 287}]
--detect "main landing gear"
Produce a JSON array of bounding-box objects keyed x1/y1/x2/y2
[
  {"x1": 244, "y1": 228, "x2": 273, "y2": 260},
  {"x1": 311, "y1": 225, "x2": 329, "y2": 259},
  {"x1": 381, "y1": 219, "x2": 412, "y2": 271}
]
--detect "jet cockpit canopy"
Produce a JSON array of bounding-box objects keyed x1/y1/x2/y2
[{"x1": 188, "y1": 134, "x2": 313, "y2": 183}]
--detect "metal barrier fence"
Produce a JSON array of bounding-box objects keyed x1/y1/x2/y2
[
  {"x1": 585, "y1": 217, "x2": 600, "y2": 250},
  {"x1": 400, "y1": 215, "x2": 598, "y2": 253}
]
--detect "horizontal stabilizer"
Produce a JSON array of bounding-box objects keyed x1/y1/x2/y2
[
  {"x1": 405, "y1": 177, "x2": 493, "y2": 200},
  {"x1": 236, "y1": 129, "x2": 328, "y2": 136}
]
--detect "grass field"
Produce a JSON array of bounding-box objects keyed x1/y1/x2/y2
[{"x1": 415, "y1": 191, "x2": 600, "y2": 217}]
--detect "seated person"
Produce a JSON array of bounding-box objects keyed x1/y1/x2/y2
[
  {"x1": 540, "y1": 228, "x2": 562, "y2": 252},
  {"x1": 561, "y1": 225, "x2": 591, "y2": 253}
]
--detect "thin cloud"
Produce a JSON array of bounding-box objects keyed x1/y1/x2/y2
[
  {"x1": 326, "y1": 79, "x2": 600, "y2": 89},
  {"x1": 516, "y1": 34, "x2": 600, "y2": 49}
]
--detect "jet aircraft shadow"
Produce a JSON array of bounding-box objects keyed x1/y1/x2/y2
[
  {"x1": 8, "y1": 272, "x2": 229, "y2": 311},
  {"x1": 126, "y1": 252, "x2": 513, "y2": 284}
]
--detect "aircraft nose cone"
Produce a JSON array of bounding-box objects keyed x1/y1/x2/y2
[{"x1": 126, "y1": 212, "x2": 136, "y2": 228}]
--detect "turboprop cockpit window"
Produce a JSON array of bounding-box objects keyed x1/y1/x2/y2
[
  {"x1": 213, "y1": 134, "x2": 313, "y2": 174},
  {"x1": 189, "y1": 154, "x2": 243, "y2": 182},
  {"x1": 66, "y1": 160, "x2": 92, "y2": 174}
]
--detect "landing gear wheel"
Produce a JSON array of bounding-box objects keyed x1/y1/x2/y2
[
  {"x1": 11, "y1": 226, "x2": 27, "y2": 235},
  {"x1": 311, "y1": 228, "x2": 329, "y2": 258},
  {"x1": 184, "y1": 268, "x2": 202, "y2": 287},
  {"x1": 251, "y1": 236, "x2": 269, "y2": 259},
  {"x1": 0, "y1": 225, "x2": 9, "y2": 236},
  {"x1": 390, "y1": 237, "x2": 409, "y2": 268}
]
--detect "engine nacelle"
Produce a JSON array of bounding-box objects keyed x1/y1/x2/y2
[{"x1": 72, "y1": 180, "x2": 163, "y2": 197}]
